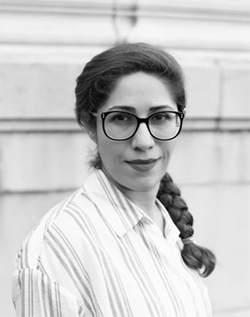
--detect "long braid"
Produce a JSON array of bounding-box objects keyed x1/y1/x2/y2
[{"x1": 157, "y1": 173, "x2": 216, "y2": 277}]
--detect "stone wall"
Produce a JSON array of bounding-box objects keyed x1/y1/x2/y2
[{"x1": 1, "y1": 1, "x2": 250, "y2": 316}]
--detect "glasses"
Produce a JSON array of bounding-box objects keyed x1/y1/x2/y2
[{"x1": 94, "y1": 110, "x2": 185, "y2": 141}]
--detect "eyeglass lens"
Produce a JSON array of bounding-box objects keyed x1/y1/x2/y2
[{"x1": 104, "y1": 111, "x2": 181, "y2": 140}]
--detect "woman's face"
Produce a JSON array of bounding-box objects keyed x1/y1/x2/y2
[{"x1": 91, "y1": 72, "x2": 178, "y2": 194}]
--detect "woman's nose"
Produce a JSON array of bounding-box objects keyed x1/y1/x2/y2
[{"x1": 131, "y1": 123, "x2": 155, "y2": 150}]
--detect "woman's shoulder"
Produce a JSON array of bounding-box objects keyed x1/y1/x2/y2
[{"x1": 16, "y1": 187, "x2": 97, "y2": 269}]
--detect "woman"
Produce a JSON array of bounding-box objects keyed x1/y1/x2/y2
[{"x1": 12, "y1": 43, "x2": 216, "y2": 317}]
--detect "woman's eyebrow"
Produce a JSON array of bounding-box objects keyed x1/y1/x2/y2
[
  {"x1": 149, "y1": 105, "x2": 175, "y2": 111},
  {"x1": 108, "y1": 105, "x2": 174, "y2": 112},
  {"x1": 108, "y1": 105, "x2": 135, "y2": 112}
]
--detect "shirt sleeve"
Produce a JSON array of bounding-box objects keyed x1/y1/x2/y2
[{"x1": 12, "y1": 268, "x2": 86, "y2": 317}]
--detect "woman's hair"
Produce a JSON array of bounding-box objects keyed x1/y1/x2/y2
[
  {"x1": 157, "y1": 173, "x2": 216, "y2": 277},
  {"x1": 75, "y1": 42, "x2": 186, "y2": 131},
  {"x1": 75, "y1": 42, "x2": 216, "y2": 277}
]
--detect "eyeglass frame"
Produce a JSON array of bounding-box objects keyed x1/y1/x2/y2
[{"x1": 92, "y1": 110, "x2": 185, "y2": 141}]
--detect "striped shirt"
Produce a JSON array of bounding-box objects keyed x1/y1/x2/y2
[{"x1": 12, "y1": 169, "x2": 212, "y2": 317}]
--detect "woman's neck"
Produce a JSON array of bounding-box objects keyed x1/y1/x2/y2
[
  {"x1": 122, "y1": 188, "x2": 158, "y2": 216},
  {"x1": 101, "y1": 168, "x2": 164, "y2": 233},
  {"x1": 112, "y1": 181, "x2": 165, "y2": 234}
]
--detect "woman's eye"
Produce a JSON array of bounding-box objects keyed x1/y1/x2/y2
[
  {"x1": 152, "y1": 113, "x2": 171, "y2": 121},
  {"x1": 154, "y1": 114, "x2": 165, "y2": 121},
  {"x1": 114, "y1": 115, "x2": 129, "y2": 121},
  {"x1": 108, "y1": 113, "x2": 133, "y2": 123}
]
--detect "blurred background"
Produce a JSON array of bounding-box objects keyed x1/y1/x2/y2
[{"x1": 0, "y1": 0, "x2": 250, "y2": 316}]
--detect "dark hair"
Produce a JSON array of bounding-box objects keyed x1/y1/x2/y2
[
  {"x1": 157, "y1": 173, "x2": 216, "y2": 277},
  {"x1": 75, "y1": 42, "x2": 186, "y2": 131},
  {"x1": 75, "y1": 42, "x2": 216, "y2": 277}
]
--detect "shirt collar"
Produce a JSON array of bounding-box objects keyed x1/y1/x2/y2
[
  {"x1": 83, "y1": 169, "x2": 143, "y2": 237},
  {"x1": 82, "y1": 169, "x2": 180, "y2": 244},
  {"x1": 157, "y1": 200, "x2": 180, "y2": 245}
]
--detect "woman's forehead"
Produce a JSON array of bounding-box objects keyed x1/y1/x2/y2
[{"x1": 99, "y1": 72, "x2": 176, "y2": 113}]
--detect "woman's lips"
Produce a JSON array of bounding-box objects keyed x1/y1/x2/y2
[{"x1": 126, "y1": 159, "x2": 159, "y2": 172}]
